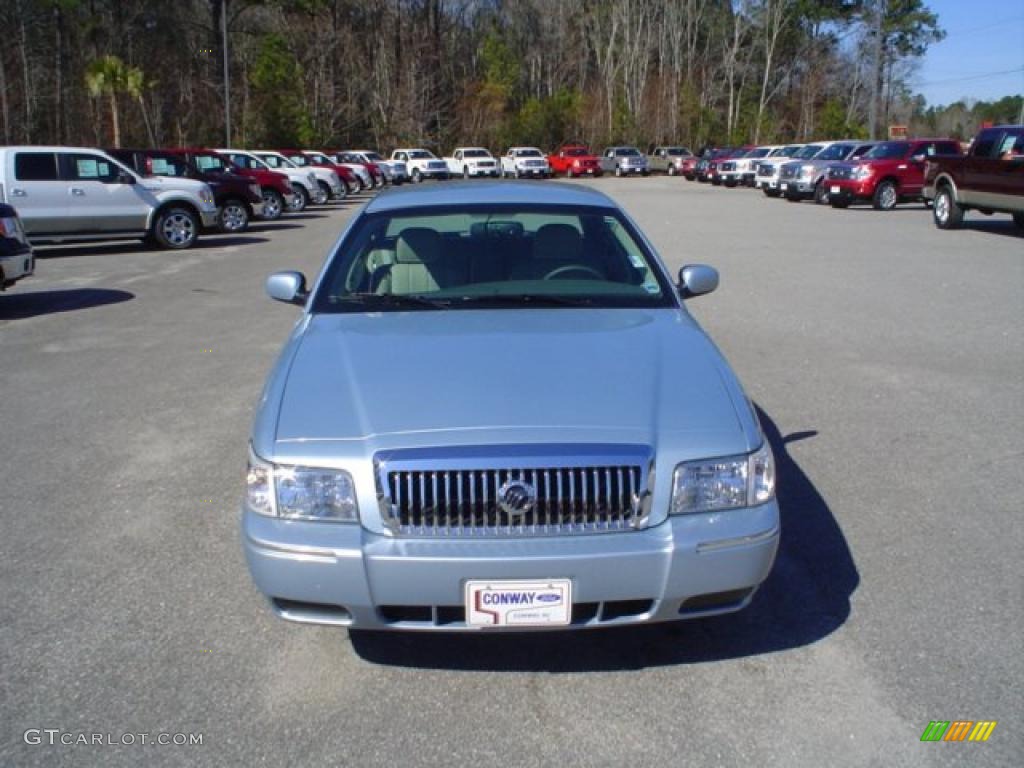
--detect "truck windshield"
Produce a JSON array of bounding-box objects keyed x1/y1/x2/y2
[
  {"x1": 516, "y1": 149, "x2": 543, "y2": 157},
  {"x1": 616, "y1": 148, "x2": 641, "y2": 157},
  {"x1": 408, "y1": 150, "x2": 435, "y2": 159},
  {"x1": 865, "y1": 142, "x2": 910, "y2": 159},
  {"x1": 816, "y1": 144, "x2": 854, "y2": 161},
  {"x1": 565, "y1": 148, "x2": 589, "y2": 156},
  {"x1": 462, "y1": 149, "x2": 491, "y2": 158}
]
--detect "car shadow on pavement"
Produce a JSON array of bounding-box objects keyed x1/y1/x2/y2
[
  {"x1": 349, "y1": 407, "x2": 859, "y2": 671},
  {"x1": 956, "y1": 219, "x2": 1023, "y2": 238},
  {"x1": 32, "y1": 236, "x2": 269, "y2": 258},
  {"x1": 0, "y1": 288, "x2": 134, "y2": 320}
]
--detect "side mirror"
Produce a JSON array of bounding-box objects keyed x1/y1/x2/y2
[
  {"x1": 117, "y1": 171, "x2": 136, "y2": 185},
  {"x1": 678, "y1": 264, "x2": 719, "y2": 298},
  {"x1": 910, "y1": 154, "x2": 926, "y2": 163},
  {"x1": 266, "y1": 271, "x2": 308, "y2": 305}
]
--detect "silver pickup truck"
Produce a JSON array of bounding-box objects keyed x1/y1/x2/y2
[{"x1": 600, "y1": 146, "x2": 649, "y2": 177}]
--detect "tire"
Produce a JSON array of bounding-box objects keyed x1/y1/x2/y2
[
  {"x1": 152, "y1": 206, "x2": 199, "y2": 250},
  {"x1": 667, "y1": 164, "x2": 677, "y2": 176},
  {"x1": 641, "y1": 170, "x2": 649, "y2": 177},
  {"x1": 763, "y1": 188, "x2": 780, "y2": 198},
  {"x1": 872, "y1": 180, "x2": 898, "y2": 211},
  {"x1": 724, "y1": 178, "x2": 736, "y2": 188},
  {"x1": 830, "y1": 198, "x2": 850, "y2": 209},
  {"x1": 260, "y1": 189, "x2": 284, "y2": 220},
  {"x1": 566, "y1": 167, "x2": 574, "y2": 178},
  {"x1": 218, "y1": 199, "x2": 249, "y2": 233},
  {"x1": 288, "y1": 184, "x2": 308, "y2": 212},
  {"x1": 411, "y1": 168, "x2": 422, "y2": 183},
  {"x1": 615, "y1": 166, "x2": 623, "y2": 177},
  {"x1": 813, "y1": 181, "x2": 829, "y2": 206},
  {"x1": 1013, "y1": 213, "x2": 1024, "y2": 230},
  {"x1": 313, "y1": 181, "x2": 330, "y2": 205},
  {"x1": 785, "y1": 193, "x2": 800, "y2": 203},
  {"x1": 933, "y1": 187, "x2": 964, "y2": 230}
]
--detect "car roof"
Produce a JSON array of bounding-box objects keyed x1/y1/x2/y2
[{"x1": 365, "y1": 180, "x2": 616, "y2": 214}]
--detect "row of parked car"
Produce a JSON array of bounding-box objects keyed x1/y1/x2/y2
[{"x1": 681, "y1": 126, "x2": 1024, "y2": 229}]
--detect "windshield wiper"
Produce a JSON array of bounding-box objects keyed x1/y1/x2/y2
[
  {"x1": 451, "y1": 294, "x2": 594, "y2": 307},
  {"x1": 333, "y1": 293, "x2": 452, "y2": 309}
]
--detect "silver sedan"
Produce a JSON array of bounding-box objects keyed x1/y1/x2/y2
[{"x1": 243, "y1": 181, "x2": 779, "y2": 631}]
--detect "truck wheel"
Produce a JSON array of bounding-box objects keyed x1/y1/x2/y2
[
  {"x1": 218, "y1": 199, "x2": 249, "y2": 233},
  {"x1": 288, "y1": 184, "x2": 308, "y2": 212},
  {"x1": 763, "y1": 188, "x2": 779, "y2": 198},
  {"x1": 153, "y1": 206, "x2": 199, "y2": 250},
  {"x1": 667, "y1": 164, "x2": 677, "y2": 176},
  {"x1": 813, "y1": 181, "x2": 829, "y2": 205},
  {"x1": 566, "y1": 167, "x2": 574, "y2": 178},
  {"x1": 830, "y1": 198, "x2": 849, "y2": 209},
  {"x1": 933, "y1": 187, "x2": 964, "y2": 229},
  {"x1": 313, "y1": 182, "x2": 330, "y2": 205},
  {"x1": 872, "y1": 180, "x2": 898, "y2": 211},
  {"x1": 261, "y1": 189, "x2": 284, "y2": 220},
  {"x1": 411, "y1": 168, "x2": 422, "y2": 183},
  {"x1": 615, "y1": 166, "x2": 623, "y2": 177}
]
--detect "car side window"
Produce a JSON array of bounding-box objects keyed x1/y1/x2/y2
[
  {"x1": 971, "y1": 130, "x2": 999, "y2": 158},
  {"x1": 14, "y1": 152, "x2": 59, "y2": 181},
  {"x1": 63, "y1": 153, "x2": 120, "y2": 182}
]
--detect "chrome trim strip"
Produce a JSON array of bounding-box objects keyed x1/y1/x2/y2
[{"x1": 696, "y1": 525, "x2": 780, "y2": 554}]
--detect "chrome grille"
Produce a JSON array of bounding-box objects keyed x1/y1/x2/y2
[
  {"x1": 375, "y1": 445, "x2": 652, "y2": 537},
  {"x1": 757, "y1": 164, "x2": 777, "y2": 177},
  {"x1": 779, "y1": 165, "x2": 798, "y2": 180},
  {"x1": 828, "y1": 165, "x2": 853, "y2": 180}
]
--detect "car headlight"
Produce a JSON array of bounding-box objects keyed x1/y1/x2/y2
[
  {"x1": 246, "y1": 449, "x2": 359, "y2": 522},
  {"x1": 853, "y1": 165, "x2": 873, "y2": 180},
  {"x1": 670, "y1": 442, "x2": 775, "y2": 515},
  {"x1": 199, "y1": 185, "x2": 215, "y2": 205},
  {"x1": 800, "y1": 164, "x2": 815, "y2": 177}
]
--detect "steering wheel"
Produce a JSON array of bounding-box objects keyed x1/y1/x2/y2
[{"x1": 543, "y1": 265, "x2": 604, "y2": 281}]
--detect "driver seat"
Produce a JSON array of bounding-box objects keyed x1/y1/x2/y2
[{"x1": 510, "y1": 223, "x2": 601, "y2": 280}]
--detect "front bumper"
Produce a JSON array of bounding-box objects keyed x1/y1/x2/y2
[
  {"x1": 242, "y1": 501, "x2": 780, "y2": 631},
  {"x1": 0, "y1": 248, "x2": 34, "y2": 288},
  {"x1": 465, "y1": 166, "x2": 500, "y2": 177},
  {"x1": 415, "y1": 168, "x2": 450, "y2": 180},
  {"x1": 826, "y1": 179, "x2": 873, "y2": 203},
  {"x1": 780, "y1": 177, "x2": 815, "y2": 197},
  {"x1": 514, "y1": 166, "x2": 551, "y2": 177},
  {"x1": 755, "y1": 175, "x2": 779, "y2": 189}
]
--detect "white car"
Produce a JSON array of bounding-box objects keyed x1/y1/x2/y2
[
  {"x1": 273, "y1": 152, "x2": 345, "y2": 201},
  {"x1": 500, "y1": 147, "x2": 551, "y2": 178},
  {"x1": 219, "y1": 150, "x2": 313, "y2": 211},
  {"x1": 391, "y1": 148, "x2": 449, "y2": 183},
  {"x1": 444, "y1": 147, "x2": 500, "y2": 178},
  {"x1": 753, "y1": 145, "x2": 805, "y2": 195},
  {"x1": 717, "y1": 146, "x2": 780, "y2": 187},
  {"x1": 251, "y1": 151, "x2": 329, "y2": 206},
  {"x1": 0, "y1": 146, "x2": 217, "y2": 249},
  {"x1": 351, "y1": 150, "x2": 407, "y2": 184}
]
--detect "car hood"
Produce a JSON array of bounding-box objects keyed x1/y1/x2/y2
[
  {"x1": 267, "y1": 309, "x2": 755, "y2": 458},
  {"x1": 139, "y1": 176, "x2": 206, "y2": 193}
]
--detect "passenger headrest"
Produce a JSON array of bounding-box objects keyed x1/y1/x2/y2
[
  {"x1": 533, "y1": 223, "x2": 583, "y2": 261},
  {"x1": 396, "y1": 228, "x2": 442, "y2": 264}
]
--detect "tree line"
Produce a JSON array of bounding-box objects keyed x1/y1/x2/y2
[{"x1": 0, "y1": 0, "x2": 1015, "y2": 154}]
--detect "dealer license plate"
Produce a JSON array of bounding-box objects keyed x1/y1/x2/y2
[
  {"x1": 465, "y1": 579, "x2": 572, "y2": 627},
  {"x1": 830, "y1": 185, "x2": 840, "y2": 194}
]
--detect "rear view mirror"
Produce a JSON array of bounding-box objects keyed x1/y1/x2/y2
[
  {"x1": 678, "y1": 264, "x2": 719, "y2": 298},
  {"x1": 266, "y1": 271, "x2": 308, "y2": 305}
]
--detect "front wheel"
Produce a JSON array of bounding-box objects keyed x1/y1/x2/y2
[
  {"x1": 872, "y1": 180, "x2": 898, "y2": 211},
  {"x1": 566, "y1": 167, "x2": 574, "y2": 178},
  {"x1": 288, "y1": 184, "x2": 308, "y2": 212},
  {"x1": 763, "y1": 188, "x2": 779, "y2": 198},
  {"x1": 313, "y1": 182, "x2": 330, "y2": 205},
  {"x1": 463, "y1": 166, "x2": 470, "y2": 179},
  {"x1": 411, "y1": 169, "x2": 422, "y2": 183},
  {"x1": 667, "y1": 164, "x2": 677, "y2": 176},
  {"x1": 933, "y1": 187, "x2": 964, "y2": 229},
  {"x1": 260, "y1": 189, "x2": 284, "y2": 220},
  {"x1": 218, "y1": 199, "x2": 249, "y2": 233},
  {"x1": 813, "y1": 181, "x2": 829, "y2": 205},
  {"x1": 153, "y1": 206, "x2": 199, "y2": 250},
  {"x1": 615, "y1": 166, "x2": 623, "y2": 177},
  {"x1": 830, "y1": 198, "x2": 850, "y2": 209}
]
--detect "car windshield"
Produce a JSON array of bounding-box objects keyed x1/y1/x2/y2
[
  {"x1": 746, "y1": 148, "x2": 772, "y2": 158},
  {"x1": 462, "y1": 149, "x2": 490, "y2": 158},
  {"x1": 666, "y1": 147, "x2": 691, "y2": 156},
  {"x1": 815, "y1": 144, "x2": 854, "y2": 161},
  {"x1": 865, "y1": 141, "x2": 910, "y2": 159},
  {"x1": 232, "y1": 154, "x2": 269, "y2": 170},
  {"x1": 313, "y1": 204, "x2": 674, "y2": 313},
  {"x1": 616, "y1": 148, "x2": 640, "y2": 157},
  {"x1": 362, "y1": 152, "x2": 383, "y2": 162},
  {"x1": 146, "y1": 154, "x2": 190, "y2": 177},
  {"x1": 306, "y1": 153, "x2": 329, "y2": 164},
  {"x1": 194, "y1": 154, "x2": 228, "y2": 172},
  {"x1": 287, "y1": 155, "x2": 309, "y2": 166},
  {"x1": 408, "y1": 150, "x2": 435, "y2": 159},
  {"x1": 516, "y1": 149, "x2": 543, "y2": 157},
  {"x1": 260, "y1": 154, "x2": 294, "y2": 169},
  {"x1": 794, "y1": 145, "x2": 824, "y2": 159},
  {"x1": 565, "y1": 147, "x2": 588, "y2": 156}
]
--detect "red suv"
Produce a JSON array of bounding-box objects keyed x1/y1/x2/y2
[
  {"x1": 547, "y1": 145, "x2": 602, "y2": 177},
  {"x1": 826, "y1": 139, "x2": 961, "y2": 210}
]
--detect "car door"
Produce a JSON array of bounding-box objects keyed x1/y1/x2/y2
[
  {"x1": 989, "y1": 129, "x2": 1024, "y2": 208},
  {"x1": 60, "y1": 152, "x2": 152, "y2": 233},
  {"x1": 6, "y1": 151, "x2": 71, "y2": 235}
]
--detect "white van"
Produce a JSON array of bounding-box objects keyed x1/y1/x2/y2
[{"x1": 0, "y1": 146, "x2": 217, "y2": 249}]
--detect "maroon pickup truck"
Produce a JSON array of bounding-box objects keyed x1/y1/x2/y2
[{"x1": 923, "y1": 125, "x2": 1024, "y2": 230}]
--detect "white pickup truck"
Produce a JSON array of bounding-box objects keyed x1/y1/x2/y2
[
  {"x1": 391, "y1": 149, "x2": 449, "y2": 183},
  {"x1": 444, "y1": 147, "x2": 500, "y2": 178},
  {"x1": 500, "y1": 147, "x2": 552, "y2": 179}
]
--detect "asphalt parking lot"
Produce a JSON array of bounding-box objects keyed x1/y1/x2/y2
[{"x1": 1, "y1": 179, "x2": 1021, "y2": 767}]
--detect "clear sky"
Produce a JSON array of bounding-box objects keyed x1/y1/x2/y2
[{"x1": 912, "y1": 0, "x2": 1024, "y2": 106}]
